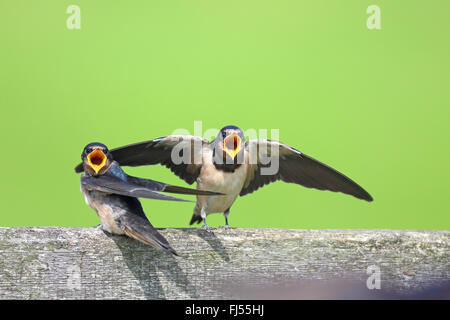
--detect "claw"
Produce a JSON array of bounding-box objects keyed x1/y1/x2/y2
[{"x1": 202, "y1": 223, "x2": 214, "y2": 232}]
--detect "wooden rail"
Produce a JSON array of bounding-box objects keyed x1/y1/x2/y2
[{"x1": 0, "y1": 227, "x2": 448, "y2": 299}]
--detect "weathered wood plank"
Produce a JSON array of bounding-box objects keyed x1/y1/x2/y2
[{"x1": 0, "y1": 227, "x2": 448, "y2": 299}]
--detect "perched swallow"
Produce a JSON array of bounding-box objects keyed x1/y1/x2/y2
[
  {"x1": 75, "y1": 128, "x2": 373, "y2": 230},
  {"x1": 79, "y1": 142, "x2": 222, "y2": 254}
]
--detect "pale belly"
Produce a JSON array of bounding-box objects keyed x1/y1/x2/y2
[
  {"x1": 81, "y1": 185, "x2": 124, "y2": 234},
  {"x1": 194, "y1": 161, "x2": 248, "y2": 215}
]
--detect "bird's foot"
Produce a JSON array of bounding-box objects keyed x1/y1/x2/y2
[
  {"x1": 220, "y1": 224, "x2": 232, "y2": 229},
  {"x1": 202, "y1": 224, "x2": 215, "y2": 232},
  {"x1": 93, "y1": 224, "x2": 103, "y2": 230}
]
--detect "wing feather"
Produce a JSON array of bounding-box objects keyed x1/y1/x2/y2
[
  {"x1": 81, "y1": 174, "x2": 190, "y2": 202},
  {"x1": 241, "y1": 140, "x2": 373, "y2": 201}
]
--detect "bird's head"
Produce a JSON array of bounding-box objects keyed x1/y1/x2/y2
[
  {"x1": 81, "y1": 142, "x2": 113, "y2": 176},
  {"x1": 217, "y1": 125, "x2": 245, "y2": 160}
]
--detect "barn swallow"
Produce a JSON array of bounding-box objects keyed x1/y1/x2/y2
[
  {"x1": 79, "y1": 142, "x2": 222, "y2": 254},
  {"x1": 75, "y1": 128, "x2": 373, "y2": 231}
]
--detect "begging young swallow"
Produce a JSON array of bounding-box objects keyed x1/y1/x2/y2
[
  {"x1": 75, "y1": 128, "x2": 373, "y2": 231},
  {"x1": 79, "y1": 142, "x2": 222, "y2": 254}
]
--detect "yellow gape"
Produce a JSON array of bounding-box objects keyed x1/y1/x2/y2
[
  {"x1": 224, "y1": 134, "x2": 242, "y2": 158},
  {"x1": 87, "y1": 149, "x2": 107, "y2": 173}
]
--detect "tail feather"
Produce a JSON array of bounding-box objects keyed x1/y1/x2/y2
[
  {"x1": 120, "y1": 215, "x2": 178, "y2": 256},
  {"x1": 189, "y1": 214, "x2": 202, "y2": 225}
]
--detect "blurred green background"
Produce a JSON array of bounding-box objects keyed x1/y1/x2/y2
[{"x1": 0, "y1": 1, "x2": 448, "y2": 229}]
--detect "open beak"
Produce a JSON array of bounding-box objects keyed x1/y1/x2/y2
[
  {"x1": 223, "y1": 134, "x2": 242, "y2": 159},
  {"x1": 87, "y1": 149, "x2": 107, "y2": 173}
]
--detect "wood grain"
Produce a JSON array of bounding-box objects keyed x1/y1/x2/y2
[{"x1": 0, "y1": 227, "x2": 448, "y2": 299}]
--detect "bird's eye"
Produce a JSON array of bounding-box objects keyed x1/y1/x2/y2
[
  {"x1": 85, "y1": 148, "x2": 92, "y2": 154},
  {"x1": 222, "y1": 132, "x2": 227, "y2": 138}
]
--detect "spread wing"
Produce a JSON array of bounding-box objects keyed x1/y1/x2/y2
[
  {"x1": 241, "y1": 140, "x2": 373, "y2": 201},
  {"x1": 75, "y1": 135, "x2": 209, "y2": 185},
  {"x1": 81, "y1": 174, "x2": 190, "y2": 202}
]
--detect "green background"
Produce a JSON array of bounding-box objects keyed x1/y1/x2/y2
[{"x1": 0, "y1": 1, "x2": 448, "y2": 229}]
